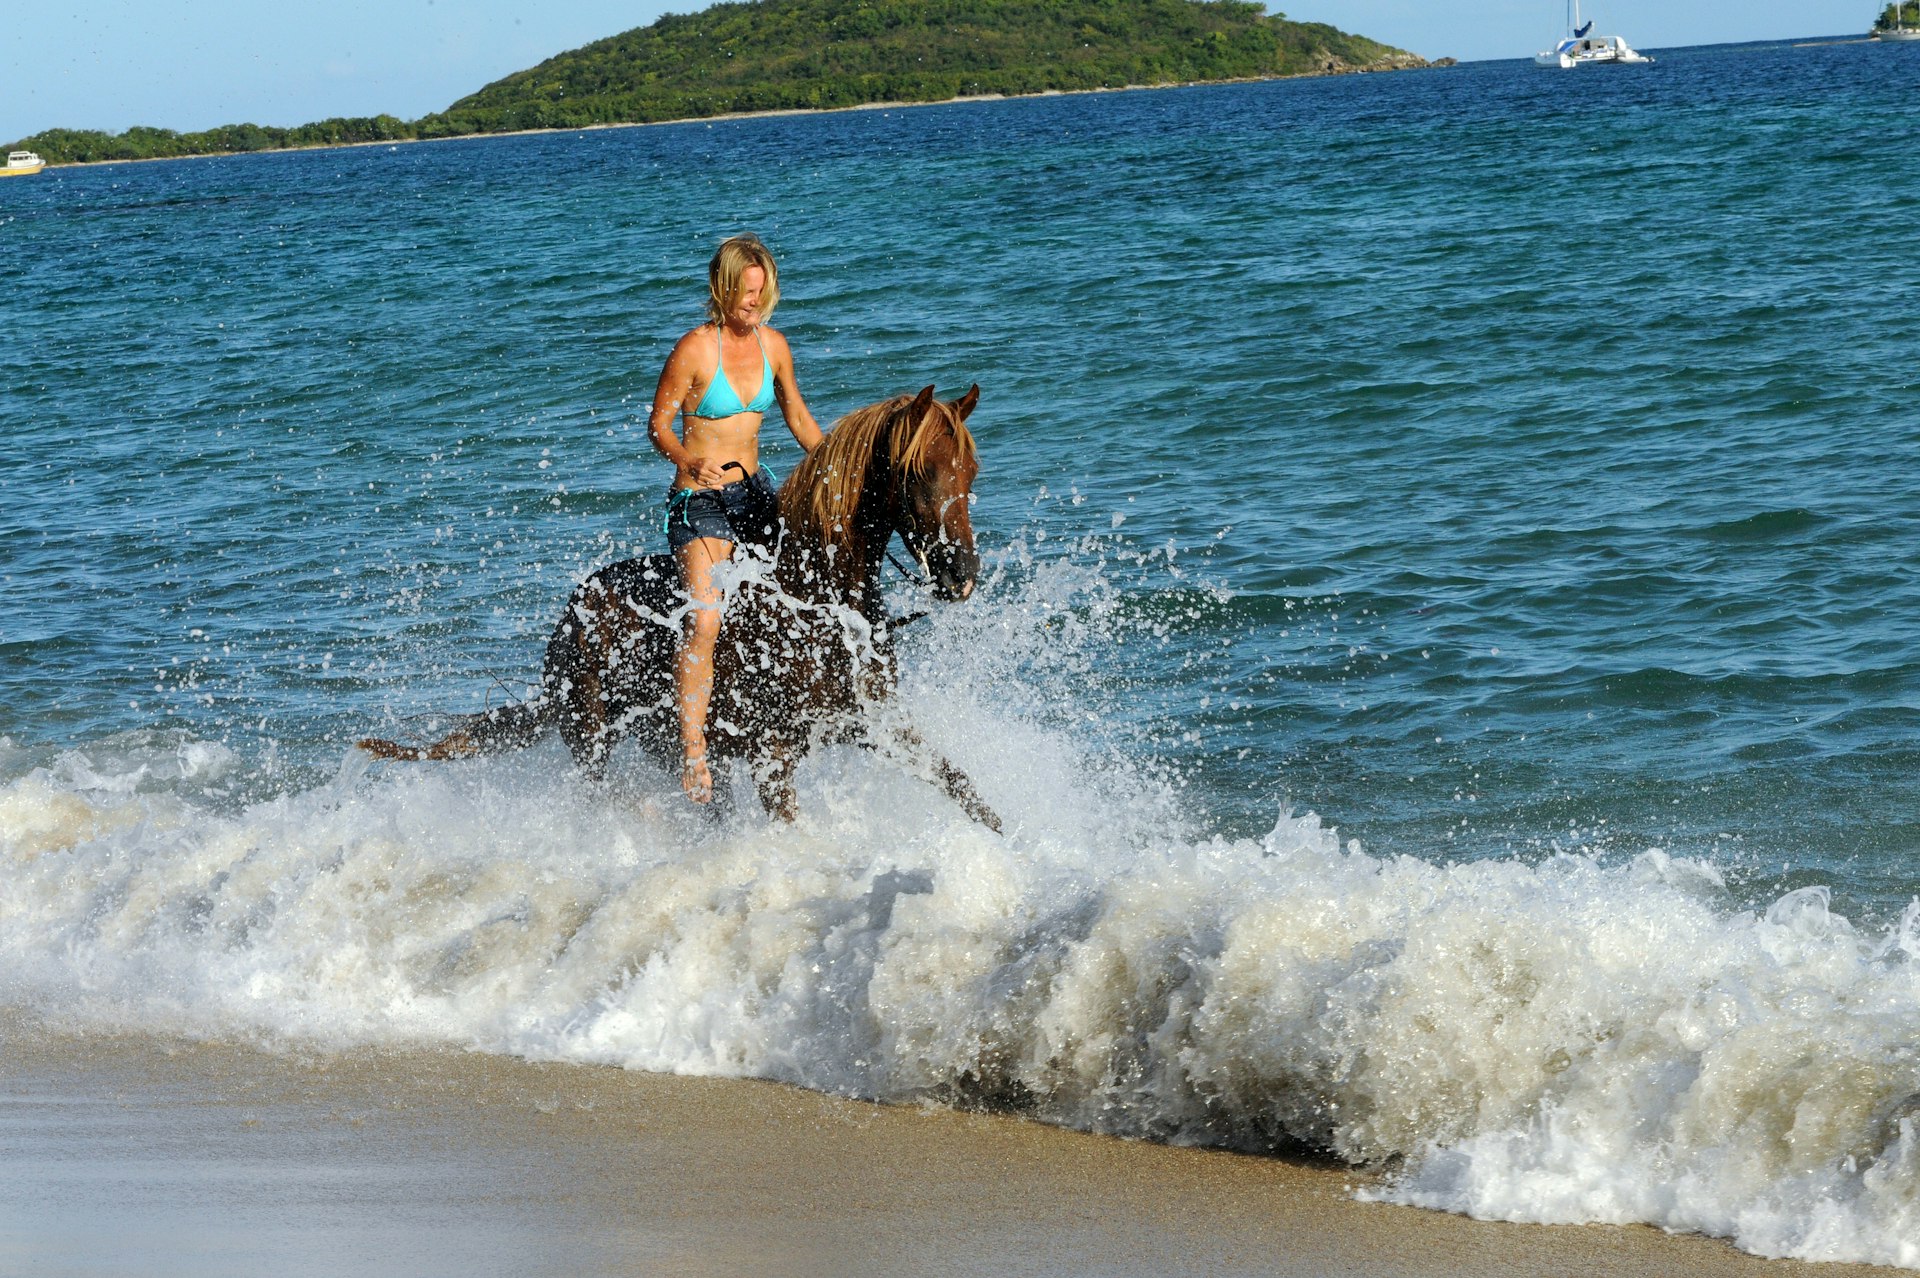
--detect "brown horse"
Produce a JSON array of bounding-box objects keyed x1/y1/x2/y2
[{"x1": 358, "y1": 385, "x2": 1000, "y2": 831}]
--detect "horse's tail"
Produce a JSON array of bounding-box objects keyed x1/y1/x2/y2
[{"x1": 356, "y1": 699, "x2": 551, "y2": 762}]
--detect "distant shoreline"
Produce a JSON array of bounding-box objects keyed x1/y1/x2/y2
[{"x1": 45, "y1": 63, "x2": 1441, "y2": 171}]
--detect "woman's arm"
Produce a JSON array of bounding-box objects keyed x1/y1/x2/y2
[
  {"x1": 649, "y1": 331, "x2": 727, "y2": 486},
  {"x1": 764, "y1": 328, "x2": 825, "y2": 454}
]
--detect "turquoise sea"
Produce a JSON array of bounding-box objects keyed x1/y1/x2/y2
[{"x1": 5, "y1": 39, "x2": 1920, "y2": 1267}]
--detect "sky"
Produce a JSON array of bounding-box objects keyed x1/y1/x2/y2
[{"x1": 4, "y1": 0, "x2": 1879, "y2": 139}]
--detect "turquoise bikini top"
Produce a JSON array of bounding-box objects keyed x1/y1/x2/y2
[{"x1": 692, "y1": 325, "x2": 775, "y2": 418}]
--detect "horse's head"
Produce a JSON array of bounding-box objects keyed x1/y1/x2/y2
[
  {"x1": 892, "y1": 384, "x2": 982, "y2": 602},
  {"x1": 777, "y1": 384, "x2": 985, "y2": 604}
]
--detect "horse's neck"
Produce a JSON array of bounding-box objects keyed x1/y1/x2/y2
[
  {"x1": 782, "y1": 538, "x2": 884, "y2": 611},
  {"x1": 777, "y1": 510, "x2": 890, "y2": 627}
]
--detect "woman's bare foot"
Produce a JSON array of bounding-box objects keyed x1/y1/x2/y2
[{"x1": 681, "y1": 750, "x2": 713, "y2": 803}]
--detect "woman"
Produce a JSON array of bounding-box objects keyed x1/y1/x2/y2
[{"x1": 649, "y1": 234, "x2": 824, "y2": 804}]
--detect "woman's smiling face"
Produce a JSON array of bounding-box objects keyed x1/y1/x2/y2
[{"x1": 729, "y1": 264, "x2": 766, "y2": 326}]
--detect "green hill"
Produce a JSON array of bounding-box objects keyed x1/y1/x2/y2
[
  {"x1": 12, "y1": 0, "x2": 1433, "y2": 164},
  {"x1": 419, "y1": 0, "x2": 1428, "y2": 136}
]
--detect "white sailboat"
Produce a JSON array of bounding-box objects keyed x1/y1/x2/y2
[
  {"x1": 1535, "y1": 0, "x2": 1654, "y2": 65},
  {"x1": 1879, "y1": 0, "x2": 1920, "y2": 39}
]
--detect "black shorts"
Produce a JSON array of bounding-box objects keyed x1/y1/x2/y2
[{"x1": 663, "y1": 469, "x2": 778, "y2": 554}]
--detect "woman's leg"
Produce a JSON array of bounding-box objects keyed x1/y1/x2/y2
[{"x1": 674, "y1": 534, "x2": 733, "y2": 802}]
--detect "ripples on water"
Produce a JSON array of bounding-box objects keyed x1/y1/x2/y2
[
  {"x1": 7, "y1": 45, "x2": 1916, "y2": 889},
  {"x1": 5, "y1": 38, "x2": 1920, "y2": 1268}
]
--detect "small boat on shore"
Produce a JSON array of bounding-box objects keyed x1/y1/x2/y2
[
  {"x1": 3, "y1": 150, "x2": 46, "y2": 177},
  {"x1": 1535, "y1": 0, "x2": 1653, "y2": 65}
]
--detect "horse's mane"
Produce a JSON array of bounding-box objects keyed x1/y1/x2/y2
[{"x1": 778, "y1": 393, "x2": 977, "y2": 552}]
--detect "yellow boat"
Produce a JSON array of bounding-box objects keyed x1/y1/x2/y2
[{"x1": 3, "y1": 150, "x2": 46, "y2": 177}]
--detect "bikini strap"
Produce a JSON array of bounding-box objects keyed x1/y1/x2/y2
[
  {"x1": 754, "y1": 326, "x2": 773, "y2": 402},
  {"x1": 662, "y1": 486, "x2": 694, "y2": 537}
]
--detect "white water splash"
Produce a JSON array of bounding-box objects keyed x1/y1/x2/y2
[{"x1": 3, "y1": 570, "x2": 1918, "y2": 1270}]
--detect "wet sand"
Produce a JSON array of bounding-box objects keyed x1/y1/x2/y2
[{"x1": 0, "y1": 1021, "x2": 1903, "y2": 1278}]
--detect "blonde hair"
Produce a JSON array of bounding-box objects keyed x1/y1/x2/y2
[
  {"x1": 780, "y1": 393, "x2": 977, "y2": 554},
  {"x1": 706, "y1": 233, "x2": 780, "y2": 325}
]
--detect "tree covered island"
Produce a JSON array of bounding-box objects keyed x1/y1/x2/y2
[
  {"x1": 9, "y1": 0, "x2": 1437, "y2": 165},
  {"x1": 1875, "y1": 0, "x2": 1920, "y2": 28}
]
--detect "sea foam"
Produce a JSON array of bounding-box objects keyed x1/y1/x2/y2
[{"x1": 3, "y1": 569, "x2": 1918, "y2": 1270}]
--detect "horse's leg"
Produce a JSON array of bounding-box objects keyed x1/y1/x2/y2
[
  {"x1": 551, "y1": 602, "x2": 617, "y2": 783},
  {"x1": 933, "y1": 757, "x2": 1001, "y2": 833},
  {"x1": 887, "y1": 724, "x2": 1003, "y2": 834},
  {"x1": 557, "y1": 675, "x2": 613, "y2": 782},
  {"x1": 702, "y1": 755, "x2": 738, "y2": 822},
  {"x1": 752, "y1": 736, "x2": 803, "y2": 823}
]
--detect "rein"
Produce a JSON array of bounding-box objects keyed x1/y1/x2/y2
[
  {"x1": 884, "y1": 550, "x2": 932, "y2": 632},
  {"x1": 887, "y1": 547, "x2": 929, "y2": 587},
  {"x1": 748, "y1": 417, "x2": 947, "y2": 631}
]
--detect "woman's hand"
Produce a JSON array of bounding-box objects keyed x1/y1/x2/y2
[{"x1": 685, "y1": 456, "x2": 731, "y2": 487}]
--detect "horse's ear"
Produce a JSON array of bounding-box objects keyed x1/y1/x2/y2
[
  {"x1": 953, "y1": 384, "x2": 980, "y2": 422},
  {"x1": 911, "y1": 385, "x2": 936, "y2": 418}
]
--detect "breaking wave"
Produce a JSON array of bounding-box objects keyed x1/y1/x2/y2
[{"x1": 3, "y1": 550, "x2": 1917, "y2": 1269}]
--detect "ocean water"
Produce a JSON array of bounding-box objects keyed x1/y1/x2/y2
[{"x1": 5, "y1": 36, "x2": 1920, "y2": 1267}]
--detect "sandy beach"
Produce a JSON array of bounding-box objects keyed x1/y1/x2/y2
[{"x1": 0, "y1": 1016, "x2": 1902, "y2": 1278}]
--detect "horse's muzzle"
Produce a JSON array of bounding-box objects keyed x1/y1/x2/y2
[{"x1": 927, "y1": 544, "x2": 980, "y2": 602}]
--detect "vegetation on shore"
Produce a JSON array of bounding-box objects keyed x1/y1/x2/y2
[
  {"x1": 1875, "y1": 0, "x2": 1920, "y2": 27},
  {"x1": 16, "y1": 117, "x2": 418, "y2": 167},
  {"x1": 9, "y1": 0, "x2": 1429, "y2": 165}
]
